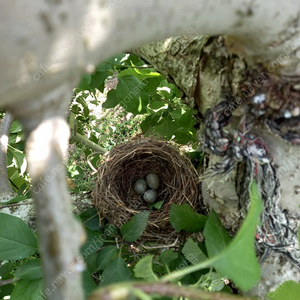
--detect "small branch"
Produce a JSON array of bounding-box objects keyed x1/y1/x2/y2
[
  {"x1": 0, "y1": 201, "x2": 94, "y2": 209},
  {"x1": 0, "y1": 201, "x2": 34, "y2": 209},
  {"x1": 103, "y1": 61, "x2": 153, "y2": 69},
  {"x1": 72, "y1": 202, "x2": 94, "y2": 207},
  {"x1": 88, "y1": 282, "x2": 256, "y2": 300},
  {"x1": 0, "y1": 278, "x2": 19, "y2": 286}
]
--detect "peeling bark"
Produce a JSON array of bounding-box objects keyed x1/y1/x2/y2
[{"x1": 132, "y1": 35, "x2": 300, "y2": 298}]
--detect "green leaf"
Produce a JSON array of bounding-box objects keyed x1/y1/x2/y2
[
  {"x1": 104, "y1": 223, "x2": 118, "y2": 237},
  {"x1": 10, "y1": 120, "x2": 22, "y2": 133},
  {"x1": 10, "y1": 178, "x2": 28, "y2": 190},
  {"x1": 120, "y1": 211, "x2": 150, "y2": 242},
  {"x1": 83, "y1": 107, "x2": 90, "y2": 118},
  {"x1": 102, "y1": 89, "x2": 119, "y2": 108},
  {"x1": 79, "y1": 207, "x2": 101, "y2": 231},
  {"x1": 85, "y1": 252, "x2": 98, "y2": 274},
  {"x1": 170, "y1": 108, "x2": 184, "y2": 122},
  {"x1": 99, "y1": 256, "x2": 133, "y2": 287},
  {"x1": 203, "y1": 209, "x2": 232, "y2": 258},
  {"x1": 0, "y1": 213, "x2": 38, "y2": 260},
  {"x1": 145, "y1": 76, "x2": 164, "y2": 94},
  {"x1": 134, "y1": 255, "x2": 158, "y2": 282},
  {"x1": 160, "y1": 250, "x2": 178, "y2": 265},
  {"x1": 153, "y1": 116, "x2": 178, "y2": 139},
  {"x1": 82, "y1": 270, "x2": 97, "y2": 299},
  {"x1": 7, "y1": 167, "x2": 19, "y2": 181},
  {"x1": 10, "y1": 279, "x2": 43, "y2": 300},
  {"x1": 178, "y1": 108, "x2": 195, "y2": 129},
  {"x1": 95, "y1": 245, "x2": 118, "y2": 271},
  {"x1": 116, "y1": 76, "x2": 149, "y2": 114},
  {"x1": 174, "y1": 129, "x2": 197, "y2": 144},
  {"x1": 0, "y1": 284, "x2": 14, "y2": 299},
  {"x1": 77, "y1": 74, "x2": 92, "y2": 90},
  {"x1": 212, "y1": 181, "x2": 262, "y2": 291},
  {"x1": 169, "y1": 204, "x2": 207, "y2": 233},
  {"x1": 148, "y1": 100, "x2": 167, "y2": 110},
  {"x1": 89, "y1": 70, "x2": 108, "y2": 92},
  {"x1": 182, "y1": 239, "x2": 207, "y2": 265},
  {"x1": 267, "y1": 281, "x2": 300, "y2": 300},
  {"x1": 7, "y1": 146, "x2": 26, "y2": 169},
  {"x1": 0, "y1": 262, "x2": 13, "y2": 278},
  {"x1": 149, "y1": 200, "x2": 164, "y2": 210},
  {"x1": 80, "y1": 227, "x2": 105, "y2": 255},
  {"x1": 0, "y1": 195, "x2": 27, "y2": 205},
  {"x1": 140, "y1": 114, "x2": 161, "y2": 134},
  {"x1": 15, "y1": 259, "x2": 42, "y2": 280}
]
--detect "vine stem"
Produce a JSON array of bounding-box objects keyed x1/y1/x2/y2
[
  {"x1": 103, "y1": 61, "x2": 153, "y2": 69},
  {"x1": 161, "y1": 253, "x2": 223, "y2": 282}
]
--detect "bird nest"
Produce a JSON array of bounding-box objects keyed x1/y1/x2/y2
[{"x1": 94, "y1": 138, "x2": 200, "y2": 244}]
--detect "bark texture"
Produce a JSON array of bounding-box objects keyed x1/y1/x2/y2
[
  {"x1": 133, "y1": 35, "x2": 300, "y2": 298},
  {"x1": 0, "y1": 112, "x2": 16, "y2": 199},
  {"x1": 8, "y1": 86, "x2": 85, "y2": 300}
]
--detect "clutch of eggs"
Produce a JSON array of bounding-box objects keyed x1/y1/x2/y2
[{"x1": 133, "y1": 173, "x2": 160, "y2": 204}]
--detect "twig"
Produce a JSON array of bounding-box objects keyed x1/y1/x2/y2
[
  {"x1": 0, "y1": 201, "x2": 34, "y2": 209},
  {"x1": 103, "y1": 61, "x2": 153, "y2": 69},
  {"x1": 72, "y1": 202, "x2": 94, "y2": 207},
  {"x1": 0, "y1": 201, "x2": 94, "y2": 209},
  {"x1": 0, "y1": 278, "x2": 19, "y2": 286}
]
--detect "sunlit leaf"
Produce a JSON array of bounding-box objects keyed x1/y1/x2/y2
[
  {"x1": 134, "y1": 255, "x2": 158, "y2": 282},
  {"x1": 170, "y1": 204, "x2": 207, "y2": 233}
]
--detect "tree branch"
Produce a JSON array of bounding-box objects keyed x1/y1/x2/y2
[{"x1": 88, "y1": 282, "x2": 256, "y2": 300}]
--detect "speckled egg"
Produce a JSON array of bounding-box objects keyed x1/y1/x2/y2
[
  {"x1": 146, "y1": 173, "x2": 160, "y2": 189},
  {"x1": 143, "y1": 189, "x2": 158, "y2": 204},
  {"x1": 133, "y1": 179, "x2": 147, "y2": 195}
]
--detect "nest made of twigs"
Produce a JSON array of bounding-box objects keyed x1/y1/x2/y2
[{"x1": 94, "y1": 138, "x2": 200, "y2": 243}]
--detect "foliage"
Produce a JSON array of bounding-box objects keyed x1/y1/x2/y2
[
  {"x1": 0, "y1": 182, "x2": 286, "y2": 300},
  {"x1": 6, "y1": 120, "x2": 30, "y2": 195},
  {"x1": 66, "y1": 53, "x2": 198, "y2": 193}
]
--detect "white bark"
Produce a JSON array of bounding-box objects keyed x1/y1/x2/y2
[
  {"x1": 1, "y1": 0, "x2": 300, "y2": 108},
  {"x1": 8, "y1": 85, "x2": 85, "y2": 300}
]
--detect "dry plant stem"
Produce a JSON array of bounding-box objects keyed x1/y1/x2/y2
[
  {"x1": 88, "y1": 282, "x2": 255, "y2": 300},
  {"x1": 0, "y1": 202, "x2": 93, "y2": 209},
  {"x1": 0, "y1": 112, "x2": 15, "y2": 196},
  {"x1": 0, "y1": 201, "x2": 34, "y2": 209},
  {"x1": 69, "y1": 112, "x2": 107, "y2": 155}
]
